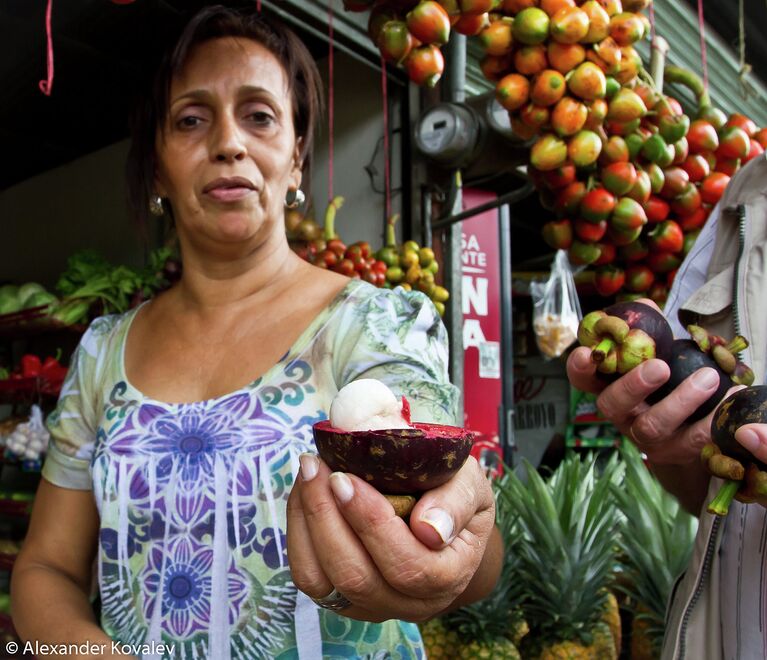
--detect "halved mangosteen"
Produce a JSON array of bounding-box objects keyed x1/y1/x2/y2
[{"x1": 312, "y1": 420, "x2": 474, "y2": 517}]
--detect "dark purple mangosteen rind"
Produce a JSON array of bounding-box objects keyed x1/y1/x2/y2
[
  {"x1": 604, "y1": 301, "x2": 674, "y2": 364},
  {"x1": 711, "y1": 386, "x2": 767, "y2": 472},
  {"x1": 647, "y1": 339, "x2": 732, "y2": 423},
  {"x1": 312, "y1": 421, "x2": 474, "y2": 495}
]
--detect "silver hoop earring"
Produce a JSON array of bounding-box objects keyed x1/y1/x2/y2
[
  {"x1": 285, "y1": 188, "x2": 305, "y2": 209},
  {"x1": 149, "y1": 194, "x2": 164, "y2": 217}
]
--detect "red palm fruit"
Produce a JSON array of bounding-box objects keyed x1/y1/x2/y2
[
  {"x1": 569, "y1": 240, "x2": 603, "y2": 265},
  {"x1": 619, "y1": 238, "x2": 649, "y2": 262},
  {"x1": 716, "y1": 126, "x2": 750, "y2": 160},
  {"x1": 625, "y1": 264, "x2": 655, "y2": 292},
  {"x1": 530, "y1": 134, "x2": 568, "y2": 170},
  {"x1": 542, "y1": 219, "x2": 573, "y2": 249},
  {"x1": 646, "y1": 251, "x2": 682, "y2": 274},
  {"x1": 681, "y1": 154, "x2": 711, "y2": 183},
  {"x1": 667, "y1": 268, "x2": 678, "y2": 287},
  {"x1": 678, "y1": 205, "x2": 709, "y2": 232},
  {"x1": 584, "y1": 98, "x2": 609, "y2": 130},
  {"x1": 540, "y1": 0, "x2": 575, "y2": 17},
  {"x1": 435, "y1": 0, "x2": 461, "y2": 16},
  {"x1": 608, "y1": 224, "x2": 643, "y2": 246},
  {"x1": 581, "y1": 0, "x2": 611, "y2": 42},
  {"x1": 744, "y1": 139, "x2": 765, "y2": 163},
  {"x1": 479, "y1": 18, "x2": 514, "y2": 56},
  {"x1": 633, "y1": 83, "x2": 660, "y2": 111},
  {"x1": 590, "y1": 37, "x2": 622, "y2": 74},
  {"x1": 551, "y1": 97, "x2": 588, "y2": 136},
  {"x1": 605, "y1": 118, "x2": 641, "y2": 136},
  {"x1": 699, "y1": 150, "x2": 718, "y2": 171},
  {"x1": 655, "y1": 96, "x2": 685, "y2": 121},
  {"x1": 643, "y1": 195, "x2": 670, "y2": 223},
  {"x1": 602, "y1": 161, "x2": 638, "y2": 196},
  {"x1": 611, "y1": 196, "x2": 647, "y2": 231},
  {"x1": 550, "y1": 6, "x2": 590, "y2": 44},
  {"x1": 453, "y1": 12, "x2": 490, "y2": 35},
  {"x1": 626, "y1": 170, "x2": 651, "y2": 205},
  {"x1": 672, "y1": 137, "x2": 689, "y2": 165},
  {"x1": 660, "y1": 167, "x2": 690, "y2": 199},
  {"x1": 511, "y1": 116, "x2": 540, "y2": 140},
  {"x1": 405, "y1": 45, "x2": 445, "y2": 87},
  {"x1": 698, "y1": 105, "x2": 727, "y2": 130},
  {"x1": 407, "y1": 1, "x2": 451, "y2": 44},
  {"x1": 648, "y1": 220, "x2": 684, "y2": 253},
  {"x1": 567, "y1": 130, "x2": 602, "y2": 167},
  {"x1": 682, "y1": 229, "x2": 700, "y2": 256},
  {"x1": 725, "y1": 113, "x2": 758, "y2": 137},
  {"x1": 594, "y1": 265, "x2": 626, "y2": 296},
  {"x1": 502, "y1": 0, "x2": 538, "y2": 13},
  {"x1": 542, "y1": 162, "x2": 576, "y2": 189},
  {"x1": 496, "y1": 73, "x2": 530, "y2": 110},
  {"x1": 378, "y1": 21, "x2": 416, "y2": 65},
  {"x1": 480, "y1": 53, "x2": 514, "y2": 81},
  {"x1": 460, "y1": 0, "x2": 496, "y2": 14},
  {"x1": 596, "y1": 0, "x2": 622, "y2": 16},
  {"x1": 600, "y1": 135, "x2": 629, "y2": 163},
  {"x1": 670, "y1": 183, "x2": 702, "y2": 216},
  {"x1": 594, "y1": 241, "x2": 617, "y2": 265},
  {"x1": 610, "y1": 12, "x2": 644, "y2": 46},
  {"x1": 615, "y1": 45, "x2": 641, "y2": 85},
  {"x1": 575, "y1": 218, "x2": 608, "y2": 242},
  {"x1": 514, "y1": 45, "x2": 549, "y2": 75},
  {"x1": 715, "y1": 157, "x2": 740, "y2": 177},
  {"x1": 581, "y1": 187, "x2": 616, "y2": 222},
  {"x1": 567, "y1": 62, "x2": 607, "y2": 100},
  {"x1": 755, "y1": 128, "x2": 767, "y2": 149},
  {"x1": 547, "y1": 42, "x2": 586, "y2": 73},
  {"x1": 648, "y1": 282, "x2": 669, "y2": 306},
  {"x1": 700, "y1": 172, "x2": 730, "y2": 205},
  {"x1": 369, "y1": 5, "x2": 397, "y2": 43},
  {"x1": 607, "y1": 88, "x2": 647, "y2": 122},
  {"x1": 687, "y1": 119, "x2": 719, "y2": 153},
  {"x1": 531, "y1": 69, "x2": 567, "y2": 106},
  {"x1": 645, "y1": 163, "x2": 665, "y2": 194},
  {"x1": 520, "y1": 103, "x2": 550, "y2": 129},
  {"x1": 555, "y1": 181, "x2": 587, "y2": 215}
]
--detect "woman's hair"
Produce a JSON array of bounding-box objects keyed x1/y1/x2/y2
[{"x1": 126, "y1": 5, "x2": 323, "y2": 233}]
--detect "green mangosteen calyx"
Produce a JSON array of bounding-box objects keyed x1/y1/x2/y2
[
  {"x1": 578, "y1": 311, "x2": 656, "y2": 375},
  {"x1": 687, "y1": 325, "x2": 754, "y2": 385}
]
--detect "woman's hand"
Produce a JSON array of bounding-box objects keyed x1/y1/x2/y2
[
  {"x1": 567, "y1": 346, "x2": 723, "y2": 464},
  {"x1": 286, "y1": 453, "x2": 496, "y2": 622}
]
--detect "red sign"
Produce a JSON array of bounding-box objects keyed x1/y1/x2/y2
[{"x1": 461, "y1": 189, "x2": 503, "y2": 473}]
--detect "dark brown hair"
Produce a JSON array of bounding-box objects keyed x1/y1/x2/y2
[{"x1": 126, "y1": 5, "x2": 323, "y2": 233}]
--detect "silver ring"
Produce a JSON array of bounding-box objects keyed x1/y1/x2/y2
[{"x1": 311, "y1": 587, "x2": 352, "y2": 611}]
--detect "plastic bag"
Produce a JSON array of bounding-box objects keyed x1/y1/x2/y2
[{"x1": 531, "y1": 250, "x2": 582, "y2": 358}]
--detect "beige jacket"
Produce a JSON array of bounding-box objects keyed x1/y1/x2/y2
[{"x1": 661, "y1": 153, "x2": 767, "y2": 659}]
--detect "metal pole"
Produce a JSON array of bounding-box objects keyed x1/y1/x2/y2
[
  {"x1": 431, "y1": 183, "x2": 535, "y2": 231},
  {"x1": 498, "y1": 204, "x2": 516, "y2": 466}
]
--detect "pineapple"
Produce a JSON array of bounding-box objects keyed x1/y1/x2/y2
[
  {"x1": 601, "y1": 590, "x2": 621, "y2": 657},
  {"x1": 498, "y1": 453, "x2": 623, "y2": 659},
  {"x1": 612, "y1": 444, "x2": 698, "y2": 659},
  {"x1": 419, "y1": 617, "x2": 459, "y2": 659}
]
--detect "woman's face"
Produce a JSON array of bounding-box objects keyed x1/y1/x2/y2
[{"x1": 155, "y1": 37, "x2": 301, "y2": 245}]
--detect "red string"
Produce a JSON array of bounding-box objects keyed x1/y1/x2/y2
[
  {"x1": 697, "y1": 0, "x2": 709, "y2": 90},
  {"x1": 256, "y1": 0, "x2": 261, "y2": 12},
  {"x1": 39, "y1": 0, "x2": 54, "y2": 96},
  {"x1": 380, "y1": 56, "x2": 391, "y2": 220},
  {"x1": 327, "y1": 0, "x2": 335, "y2": 203},
  {"x1": 648, "y1": 0, "x2": 656, "y2": 51}
]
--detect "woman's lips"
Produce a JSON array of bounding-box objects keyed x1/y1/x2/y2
[{"x1": 205, "y1": 186, "x2": 254, "y2": 202}]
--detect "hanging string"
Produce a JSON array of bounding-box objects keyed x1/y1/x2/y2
[
  {"x1": 380, "y1": 56, "x2": 391, "y2": 220},
  {"x1": 327, "y1": 0, "x2": 335, "y2": 203},
  {"x1": 696, "y1": 0, "x2": 708, "y2": 91},
  {"x1": 39, "y1": 0, "x2": 54, "y2": 96},
  {"x1": 648, "y1": 0, "x2": 656, "y2": 50},
  {"x1": 737, "y1": 0, "x2": 751, "y2": 97},
  {"x1": 256, "y1": 0, "x2": 261, "y2": 12}
]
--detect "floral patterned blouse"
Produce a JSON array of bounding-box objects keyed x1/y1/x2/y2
[{"x1": 42, "y1": 280, "x2": 459, "y2": 660}]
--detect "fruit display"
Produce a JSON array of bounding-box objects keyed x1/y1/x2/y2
[
  {"x1": 312, "y1": 379, "x2": 474, "y2": 516},
  {"x1": 702, "y1": 386, "x2": 767, "y2": 516},
  {"x1": 613, "y1": 443, "x2": 697, "y2": 659},
  {"x1": 288, "y1": 202, "x2": 450, "y2": 315}
]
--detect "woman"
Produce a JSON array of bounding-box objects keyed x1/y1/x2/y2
[{"x1": 11, "y1": 6, "x2": 501, "y2": 659}]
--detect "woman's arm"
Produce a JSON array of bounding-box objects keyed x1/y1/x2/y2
[{"x1": 11, "y1": 479, "x2": 134, "y2": 658}]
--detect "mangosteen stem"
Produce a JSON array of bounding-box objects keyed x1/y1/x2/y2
[
  {"x1": 727, "y1": 335, "x2": 749, "y2": 355},
  {"x1": 707, "y1": 480, "x2": 743, "y2": 516},
  {"x1": 592, "y1": 338, "x2": 616, "y2": 363}
]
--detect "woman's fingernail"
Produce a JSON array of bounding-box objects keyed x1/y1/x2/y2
[
  {"x1": 299, "y1": 453, "x2": 319, "y2": 482},
  {"x1": 420, "y1": 508, "x2": 454, "y2": 544},
  {"x1": 692, "y1": 368, "x2": 719, "y2": 389},
  {"x1": 329, "y1": 472, "x2": 354, "y2": 503},
  {"x1": 737, "y1": 428, "x2": 761, "y2": 453},
  {"x1": 642, "y1": 360, "x2": 667, "y2": 385}
]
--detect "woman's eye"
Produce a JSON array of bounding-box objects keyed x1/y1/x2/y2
[
  {"x1": 248, "y1": 111, "x2": 275, "y2": 126},
  {"x1": 177, "y1": 115, "x2": 202, "y2": 129}
]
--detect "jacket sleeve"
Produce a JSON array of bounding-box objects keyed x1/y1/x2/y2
[{"x1": 331, "y1": 285, "x2": 460, "y2": 426}]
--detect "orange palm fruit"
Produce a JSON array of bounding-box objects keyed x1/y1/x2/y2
[
  {"x1": 496, "y1": 73, "x2": 531, "y2": 110},
  {"x1": 547, "y1": 41, "x2": 586, "y2": 73},
  {"x1": 514, "y1": 45, "x2": 549, "y2": 75},
  {"x1": 530, "y1": 69, "x2": 567, "y2": 106}
]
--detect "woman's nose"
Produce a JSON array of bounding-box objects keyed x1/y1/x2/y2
[{"x1": 211, "y1": 117, "x2": 246, "y2": 162}]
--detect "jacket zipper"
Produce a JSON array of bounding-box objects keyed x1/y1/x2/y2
[{"x1": 676, "y1": 204, "x2": 747, "y2": 659}]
